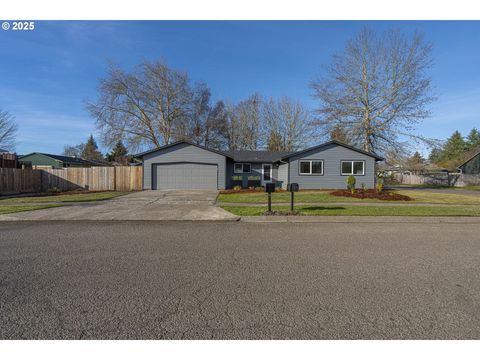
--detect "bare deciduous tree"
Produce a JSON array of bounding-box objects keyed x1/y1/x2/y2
[
  {"x1": 0, "y1": 109, "x2": 18, "y2": 151},
  {"x1": 222, "y1": 94, "x2": 262, "y2": 151},
  {"x1": 87, "y1": 60, "x2": 193, "y2": 151},
  {"x1": 311, "y1": 28, "x2": 436, "y2": 154},
  {"x1": 263, "y1": 97, "x2": 310, "y2": 151}
]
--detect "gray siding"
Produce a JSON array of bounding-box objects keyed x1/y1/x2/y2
[
  {"x1": 288, "y1": 144, "x2": 376, "y2": 189},
  {"x1": 278, "y1": 163, "x2": 289, "y2": 189},
  {"x1": 142, "y1": 143, "x2": 226, "y2": 190},
  {"x1": 460, "y1": 153, "x2": 480, "y2": 175}
]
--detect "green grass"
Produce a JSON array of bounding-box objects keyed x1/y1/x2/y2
[
  {"x1": 394, "y1": 190, "x2": 480, "y2": 204},
  {"x1": 221, "y1": 205, "x2": 480, "y2": 217},
  {"x1": 0, "y1": 191, "x2": 129, "y2": 204},
  {"x1": 0, "y1": 204, "x2": 63, "y2": 215},
  {"x1": 459, "y1": 185, "x2": 480, "y2": 191},
  {"x1": 218, "y1": 190, "x2": 480, "y2": 205},
  {"x1": 218, "y1": 191, "x2": 368, "y2": 204}
]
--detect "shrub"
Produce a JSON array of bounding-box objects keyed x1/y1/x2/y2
[
  {"x1": 247, "y1": 175, "x2": 261, "y2": 188},
  {"x1": 346, "y1": 175, "x2": 356, "y2": 194},
  {"x1": 233, "y1": 185, "x2": 242, "y2": 191},
  {"x1": 376, "y1": 177, "x2": 384, "y2": 193},
  {"x1": 361, "y1": 183, "x2": 367, "y2": 192},
  {"x1": 231, "y1": 175, "x2": 243, "y2": 188}
]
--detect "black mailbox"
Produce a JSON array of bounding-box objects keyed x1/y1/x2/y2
[
  {"x1": 287, "y1": 183, "x2": 299, "y2": 192},
  {"x1": 265, "y1": 183, "x2": 276, "y2": 193}
]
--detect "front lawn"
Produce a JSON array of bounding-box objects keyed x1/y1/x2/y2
[
  {"x1": 0, "y1": 191, "x2": 129, "y2": 203},
  {"x1": 221, "y1": 205, "x2": 480, "y2": 217},
  {"x1": 217, "y1": 190, "x2": 369, "y2": 204},
  {"x1": 394, "y1": 190, "x2": 480, "y2": 205},
  {"x1": 217, "y1": 189, "x2": 480, "y2": 205},
  {"x1": 0, "y1": 204, "x2": 63, "y2": 215}
]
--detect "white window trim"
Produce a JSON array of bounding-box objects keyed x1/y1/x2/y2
[
  {"x1": 341, "y1": 161, "x2": 365, "y2": 176},
  {"x1": 299, "y1": 160, "x2": 324, "y2": 175},
  {"x1": 234, "y1": 162, "x2": 251, "y2": 174}
]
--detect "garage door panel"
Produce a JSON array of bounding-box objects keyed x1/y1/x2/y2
[{"x1": 153, "y1": 163, "x2": 218, "y2": 190}]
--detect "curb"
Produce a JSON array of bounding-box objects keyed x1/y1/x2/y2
[{"x1": 240, "y1": 216, "x2": 480, "y2": 224}]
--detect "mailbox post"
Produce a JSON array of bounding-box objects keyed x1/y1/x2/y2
[
  {"x1": 287, "y1": 183, "x2": 299, "y2": 211},
  {"x1": 265, "y1": 183, "x2": 276, "y2": 212}
]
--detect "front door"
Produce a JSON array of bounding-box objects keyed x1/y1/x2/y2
[{"x1": 262, "y1": 164, "x2": 273, "y2": 185}]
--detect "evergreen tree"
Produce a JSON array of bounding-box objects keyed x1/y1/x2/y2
[
  {"x1": 466, "y1": 128, "x2": 480, "y2": 150},
  {"x1": 106, "y1": 140, "x2": 129, "y2": 163},
  {"x1": 82, "y1": 134, "x2": 104, "y2": 161},
  {"x1": 441, "y1": 131, "x2": 466, "y2": 161}
]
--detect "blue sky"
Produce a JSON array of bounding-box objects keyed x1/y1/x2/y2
[{"x1": 0, "y1": 21, "x2": 479, "y2": 155}]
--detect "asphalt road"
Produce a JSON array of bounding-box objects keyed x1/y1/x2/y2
[{"x1": 1, "y1": 221, "x2": 480, "y2": 339}]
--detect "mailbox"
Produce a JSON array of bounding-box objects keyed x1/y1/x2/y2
[
  {"x1": 287, "y1": 183, "x2": 299, "y2": 192},
  {"x1": 265, "y1": 183, "x2": 276, "y2": 193}
]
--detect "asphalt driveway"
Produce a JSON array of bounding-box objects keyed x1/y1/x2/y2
[
  {"x1": 0, "y1": 190, "x2": 239, "y2": 221},
  {"x1": 1, "y1": 221, "x2": 480, "y2": 339}
]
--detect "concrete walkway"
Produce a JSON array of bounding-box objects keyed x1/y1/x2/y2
[{"x1": 0, "y1": 190, "x2": 240, "y2": 221}]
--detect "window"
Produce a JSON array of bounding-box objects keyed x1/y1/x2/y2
[
  {"x1": 341, "y1": 161, "x2": 365, "y2": 175},
  {"x1": 299, "y1": 160, "x2": 323, "y2": 175},
  {"x1": 234, "y1": 163, "x2": 251, "y2": 174}
]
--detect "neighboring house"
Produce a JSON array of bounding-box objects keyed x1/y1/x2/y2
[
  {"x1": 18, "y1": 153, "x2": 97, "y2": 169},
  {"x1": 458, "y1": 150, "x2": 480, "y2": 175},
  {"x1": 135, "y1": 140, "x2": 384, "y2": 190}
]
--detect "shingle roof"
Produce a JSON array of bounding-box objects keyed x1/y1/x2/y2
[
  {"x1": 223, "y1": 150, "x2": 294, "y2": 163},
  {"x1": 19, "y1": 152, "x2": 94, "y2": 165}
]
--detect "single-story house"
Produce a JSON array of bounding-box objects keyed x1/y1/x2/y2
[
  {"x1": 458, "y1": 150, "x2": 480, "y2": 175},
  {"x1": 18, "y1": 152, "x2": 98, "y2": 169},
  {"x1": 135, "y1": 140, "x2": 384, "y2": 190}
]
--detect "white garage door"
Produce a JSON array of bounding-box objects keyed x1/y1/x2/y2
[{"x1": 152, "y1": 163, "x2": 218, "y2": 190}]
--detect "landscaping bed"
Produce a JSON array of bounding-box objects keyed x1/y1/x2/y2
[{"x1": 330, "y1": 189, "x2": 413, "y2": 201}]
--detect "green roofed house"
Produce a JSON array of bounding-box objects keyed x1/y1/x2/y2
[{"x1": 18, "y1": 152, "x2": 98, "y2": 169}]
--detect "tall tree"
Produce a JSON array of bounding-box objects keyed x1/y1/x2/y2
[
  {"x1": 0, "y1": 109, "x2": 18, "y2": 151},
  {"x1": 63, "y1": 144, "x2": 84, "y2": 158},
  {"x1": 440, "y1": 130, "x2": 467, "y2": 162},
  {"x1": 106, "y1": 140, "x2": 128, "y2": 163},
  {"x1": 310, "y1": 27, "x2": 436, "y2": 154},
  {"x1": 405, "y1": 151, "x2": 425, "y2": 174},
  {"x1": 222, "y1": 94, "x2": 262, "y2": 151},
  {"x1": 329, "y1": 124, "x2": 351, "y2": 145},
  {"x1": 82, "y1": 135, "x2": 104, "y2": 161},
  {"x1": 87, "y1": 60, "x2": 194, "y2": 151},
  {"x1": 262, "y1": 97, "x2": 310, "y2": 151},
  {"x1": 466, "y1": 128, "x2": 480, "y2": 150}
]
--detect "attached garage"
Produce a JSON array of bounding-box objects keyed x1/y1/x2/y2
[
  {"x1": 137, "y1": 141, "x2": 229, "y2": 190},
  {"x1": 152, "y1": 162, "x2": 218, "y2": 190}
]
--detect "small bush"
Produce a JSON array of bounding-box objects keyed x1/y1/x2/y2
[
  {"x1": 233, "y1": 185, "x2": 242, "y2": 191},
  {"x1": 346, "y1": 175, "x2": 356, "y2": 194},
  {"x1": 231, "y1": 175, "x2": 243, "y2": 188},
  {"x1": 361, "y1": 183, "x2": 367, "y2": 192},
  {"x1": 376, "y1": 177, "x2": 384, "y2": 193}
]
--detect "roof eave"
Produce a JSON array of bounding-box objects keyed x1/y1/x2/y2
[{"x1": 134, "y1": 140, "x2": 233, "y2": 159}]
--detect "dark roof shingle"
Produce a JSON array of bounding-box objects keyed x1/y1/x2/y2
[{"x1": 224, "y1": 150, "x2": 294, "y2": 163}]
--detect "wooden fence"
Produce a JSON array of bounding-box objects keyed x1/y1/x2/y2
[
  {"x1": 394, "y1": 172, "x2": 480, "y2": 187},
  {"x1": 0, "y1": 168, "x2": 41, "y2": 194},
  {"x1": 0, "y1": 166, "x2": 143, "y2": 195}
]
